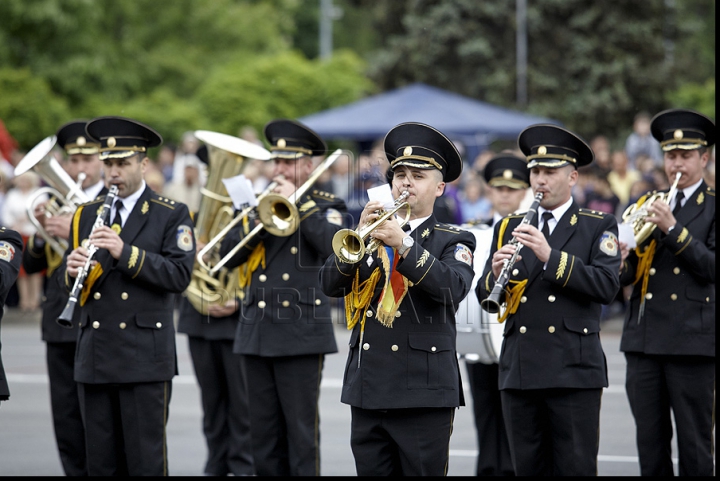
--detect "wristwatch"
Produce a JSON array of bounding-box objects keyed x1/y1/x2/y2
[{"x1": 398, "y1": 235, "x2": 414, "y2": 256}]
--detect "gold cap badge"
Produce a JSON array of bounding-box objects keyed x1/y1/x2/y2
[
  {"x1": 277, "y1": 138, "x2": 286, "y2": 148},
  {"x1": 107, "y1": 137, "x2": 116, "y2": 148},
  {"x1": 503, "y1": 169, "x2": 513, "y2": 179},
  {"x1": 77, "y1": 136, "x2": 86, "y2": 146},
  {"x1": 403, "y1": 146, "x2": 413, "y2": 156},
  {"x1": 538, "y1": 145, "x2": 547, "y2": 155},
  {"x1": 673, "y1": 129, "x2": 683, "y2": 140}
]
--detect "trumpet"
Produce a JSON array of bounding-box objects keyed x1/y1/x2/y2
[
  {"x1": 332, "y1": 191, "x2": 411, "y2": 263},
  {"x1": 14, "y1": 136, "x2": 91, "y2": 256},
  {"x1": 621, "y1": 172, "x2": 682, "y2": 246},
  {"x1": 480, "y1": 192, "x2": 543, "y2": 314},
  {"x1": 208, "y1": 149, "x2": 345, "y2": 275},
  {"x1": 57, "y1": 185, "x2": 119, "y2": 327}
]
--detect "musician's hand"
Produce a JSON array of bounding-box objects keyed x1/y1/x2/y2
[
  {"x1": 358, "y1": 201, "x2": 384, "y2": 228},
  {"x1": 66, "y1": 246, "x2": 93, "y2": 278},
  {"x1": 369, "y1": 215, "x2": 405, "y2": 251},
  {"x1": 272, "y1": 176, "x2": 297, "y2": 199},
  {"x1": 45, "y1": 213, "x2": 73, "y2": 241},
  {"x1": 208, "y1": 299, "x2": 239, "y2": 317},
  {"x1": 33, "y1": 202, "x2": 48, "y2": 228},
  {"x1": 618, "y1": 241, "x2": 630, "y2": 270},
  {"x1": 491, "y1": 243, "x2": 521, "y2": 279},
  {"x1": 511, "y1": 223, "x2": 552, "y2": 263},
  {"x1": 196, "y1": 241, "x2": 207, "y2": 254},
  {"x1": 89, "y1": 225, "x2": 124, "y2": 259},
  {"x1": 645, "y1": 200, "x2": 676, "y2": 233}
]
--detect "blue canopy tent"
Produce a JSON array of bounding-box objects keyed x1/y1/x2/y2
[{"x1": 299, "y1": 83, "x2": 561, "y2": 163}]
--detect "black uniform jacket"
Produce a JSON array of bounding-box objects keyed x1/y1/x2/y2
[
  {"x1": 619, "y1": 182, "x2": 715, "y2": 357},
  {"x1": 60, "y1": 187, "x2": 195, "y2": 384},
  {"x1": 219, "y1": 190, "x2": 347, "y2": 357},
  {"x1": 177, "y1": 295, "x2": 237, "y2": 341},
  {"x1": 23, "y1": 189, "x2": 108, "y2": 343},
  {"x1": 0, "y1": 227, "x2": 23, "y2": 400},
  {"x1": 477, "y1": 203, "x2": 621, "y2": 390},
  {"x1": 320, "y1": 216, "x2": 476, "y2": 410}
]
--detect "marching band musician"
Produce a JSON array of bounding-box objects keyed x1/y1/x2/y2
[
  {"x1": 617, "y1": 109, "x2": 715, "y2": 476},
  {"x1": 21, "y1": 120, "x2": 106, "y2": 476},
  {"x1": 477, "y1": 125, "x2": 621, "y2": 476},
  {"x1": 60, "y1": 116, "x2": 195, "y2": 476},
  {"x1": 0, "y1": 226, "x2": 23, "y2": 405},
  {"x1": 320, "y1": 122, "x2": 476, "y2": 476},
  {"x1": 465, "y1": 152, "x2": 530, "y2": 477},
  {"x1": 218, "y1": 119, "x2": 347, "y2": 476}
]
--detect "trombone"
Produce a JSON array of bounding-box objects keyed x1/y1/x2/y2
[
  {"x1": 332, "y1": 191, "x2": 411, "y2": 264},
  {"x1": 14, "y1": 135, "x2": 91, "y2": 256},
  {"x1": 205, "y1": 148, "x2": 346, "y2": 275}
]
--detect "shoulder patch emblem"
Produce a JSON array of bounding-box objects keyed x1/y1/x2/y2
[
  {"x1": 177, "y1": 225, "x2": 194, "y2": 252},
  {"x1": 0, "y1": 241, "x2": 16, "y2": 262},
  {"x1": 454, "y1": 243, "x2": 473, "y2": 266},
  {"x1": 325, "y1": 208, "x2": 343, "y2": 226},
  {"x1": 599, "y1": 231, "x2": 619, "y2": 256}
]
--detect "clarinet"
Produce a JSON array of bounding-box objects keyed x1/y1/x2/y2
[
  {"x1": 480, "y1": 192, "x2": 543, "y2": 314},
  {"x1": 57, "y1": 185, "x2": 119, "y2": 328}
]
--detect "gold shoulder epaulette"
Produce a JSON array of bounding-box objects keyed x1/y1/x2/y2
[
  {"x1": 706, "y1": 186, "x2": 715, "y2": 196},
  {"x1": 151, "y1": 194, "x2": 177, "y2": 209},
  {"x1": 311, "y1": 189, "x2": 336, "y2": 200},
  {"x1": 578, "y1": 208, "x2": 606, "y2": 219},
  {"x1": 435, "y1": 223, "x2": 463, "y2": 233},
  {"x1": 507, "y1": 213, "x2": 524, "y2": 219},
  {"x1": 82, "y1": 197, "x2": 104, "y2": 207}
]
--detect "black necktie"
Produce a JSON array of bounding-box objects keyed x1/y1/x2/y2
[
  {"x1": 541, "y1": 211, "x2": 553, "y2": 240},
  {"x1": 111, "y1": 200, "x2": 124, "y2": 227},
  {"x1": 672, "y1": 191, "x2": 684, "y2": 216}
]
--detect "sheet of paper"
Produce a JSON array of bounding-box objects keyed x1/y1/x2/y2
[
  {"x1": 367, "y1": 184, "x2": 395, "y2": 209},
  {"x1": 617, "y1": 222, "x2": 636, "y2": 249},
  {"x1": 222, "y1": 175, "x2": 257, "y2": 209}
]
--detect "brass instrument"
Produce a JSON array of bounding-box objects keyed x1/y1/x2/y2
[
  {"x1": 184, "y1": 130, "x2": 271, "y2": 315},
  {"x1": 621, "y1": 172, "x2": 682, "y2": 246},
  {"x1": 480, "y1": 192, "x2": 543, "y2": 314},
  {"x1": 209, "y1": 148, "x2": 346, "y2": 275},
  {"x1": 332, "y1": 191, "x2": 411, "y2": 263},
  {"x1": 14, "y1": 135, "x2": 91, "y2": 256}
]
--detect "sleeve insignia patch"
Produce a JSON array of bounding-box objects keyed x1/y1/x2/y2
[
  {"x1": 128, "y1": 246, "x2": 139, "y2": 269},
  {"x1": 177, "y1": 225, "x2": 194, "y2": 252},
  {"x1": 454, "y1": 243, "x2": 473, "y2": 266},
  {"x1": 325, "y1": 208, "x2": 343, "y2": 226},
  {"x1": 0, "y1": 241, "x2": 16, "y2": 262},
  {"x1": 599, "y1": 231, "x2": 619, "y2": 256}
]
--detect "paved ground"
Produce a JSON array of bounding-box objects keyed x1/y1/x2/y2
[{"x1": 0, "y1": 305, "x2": 681, "y2": 476}]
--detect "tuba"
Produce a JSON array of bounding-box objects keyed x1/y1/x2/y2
[
  {"x1": 184, "y1": 130, "x2": 271, "y2": 315},
  {"x1": 331, "y1": 191, "x2": 411, "y2": 263},
  {"x1": 621, "y1": 172, "x2": 682, "y2": 246},
  {"x1": 14, "y1": 135, "x2": 91, "y2": 256}
]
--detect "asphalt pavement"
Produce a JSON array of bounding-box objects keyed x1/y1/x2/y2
[{"x1": 0, "y1": 306, "x2": 678, "y2": 476}]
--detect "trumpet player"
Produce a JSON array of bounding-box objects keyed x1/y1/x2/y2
[
  {"x1": 21, "y1": 120, "x2": 105, "y2": 476},
  {"x1": 618, "y1": 109, "x2": 715, "y2": 476},
  {"x1": 60, "y1": 116, "x2": 195, "y2": 476},
  {"x1": 218, "y1": 119, "x2": 347, "y2": 476},
  {"x1": 477, "y1": 125, "x2": 621, "y2": 476},
  {"x1": 320, "y1": 122, "x2": 476, "y2": 476}
]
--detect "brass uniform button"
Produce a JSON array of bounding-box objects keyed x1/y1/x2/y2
[
  {"x1": 366, "y1": 310, "x2": 373, "y2": 317},
  {"x1": 282, "y1": 273, "x2": 289, "y2": 281},
  {"x1": 121, "y1": 292, "x2": 128, "y2": 300},
  {"x1": 670, "y1": 294, "x2": 677, "y2": 301},
  {"x1": 259, "y1": 274, "x2": 267, "y2": 282},
  {"x1": 395, "y1": 311, "x2": 401, "y2": 318},
  {"x1": 282, "y1": 301, "x2": 290, "y2": 307},
  {"x1": 363, "y1": 343, "x2": 370, "y2": 351},
  {"x1": 92, "y1": 321, "x2": 100, "y2": 329},
  {"x1": 119, "y1": 322, "x2": 127, "y2": 329},
  {"x1": 673, "y1": 267, "x2": 681, "y2": 275},
  {"x1": 649, "y1": 268, "x2": 656, "y2": 275},
  {"x1": 548, "y1": 295, "x2": 556, "y2": 302},
  {"x1": 519, "y1": 326, "x2": 527, "y2": 334},
  {"x1": 512, "y1": 269, "x2": 519, "y2": 276},
  {"x1": 94, "y1": 292, "x2": 101, "y2": 300},
  {"x1": 583, "y1": 328, "x2": 588, "y2": 334},
  {"x1": 431, "y1": 346, "x2": 437, "y2": 352},
  {"x1": 156, "y1": 322, "x2": 162, "y2": 328},
  {"x1": 520, "y1": 296, "x2": 527, "y2": 303},
  {"x1": 315, "y1": 299, "x2": 321, "y2": 305},
  {"x1": 391, "y1": 345, "x2": 399, "y2": 352},
  {"x1": 258, "y1": 301, "x2": 266, "y2": 309},
  {"x1": 706, "y1": 297, "x2": 710, "y2": 303},
  {"x1": 548, "y1": 326, "x2": 555, "y2": 333},
  {"x1": 645, "y1": 293, "x2": 653, "y2": 300},
  {"x1": 290, "y1": 247, "x2": 298, "y2": 254}
]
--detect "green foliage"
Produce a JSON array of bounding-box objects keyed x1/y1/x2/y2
[
  {"x1": 667, "y1": 79, "x2": 715, "y2": 120},
  {"x1": 0, "y1": 68, "x2": 71, "y2": 150},
  {"x1": 196, "y1": 49, "x2": 373, "y2": 136}
]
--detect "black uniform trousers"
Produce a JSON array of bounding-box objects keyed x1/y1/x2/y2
[
  {"x1": 465, "y1": 361, "x2": 514, "y2": 476},
  {"x1": 350, "y1": 406, "x2": 455, "y2": 476},
  {"x1": 46, "y1": 342, "x2": 86, "y2": 476},
  {"x1": 78, "y1": 381, "x2": 171, "y2": 476},
  {"x1": 242, "y1": 353, "x2": 325, "y2": 476},
  {"x1": 501, "y1": 387, "x2": 602, "y2": 476},
  {"x1": 625, "y1": 352, "x2": 715, "y2": 476},
  {"x1": 187, "y1": 337, "x2": 253, "y2": 476}
]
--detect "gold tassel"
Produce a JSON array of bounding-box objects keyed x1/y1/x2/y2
[
  {"x1": 345, "y1": 267, "x2": 382, "y2": 331},
  {"x1": 237, "y1": 243, "x2": 265, "y2": 290},
  {"x1": 633, "y1": 239, "x2": 657, "y2": 320},
  {"x1": 497, "y1": 279, "x2": 528, "y2": 323}
]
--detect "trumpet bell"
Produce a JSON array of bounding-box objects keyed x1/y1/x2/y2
[
  {"x1": 332, "y1": 229, "x2": 366, "y2": 264},
  {"x1": 257, "y1": 193, "x2": 299, "y2": 237}
]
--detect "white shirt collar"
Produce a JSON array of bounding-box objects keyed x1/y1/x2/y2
[
  {"x1": 405, "y1": 214, "x2": 432, "y2": 234},
  {"x1": 676, "y1": 177, "x2": 703, "y2": 208},
  {"x1": 113, "y1": 181, "x2": 146, "y2": 224}
]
